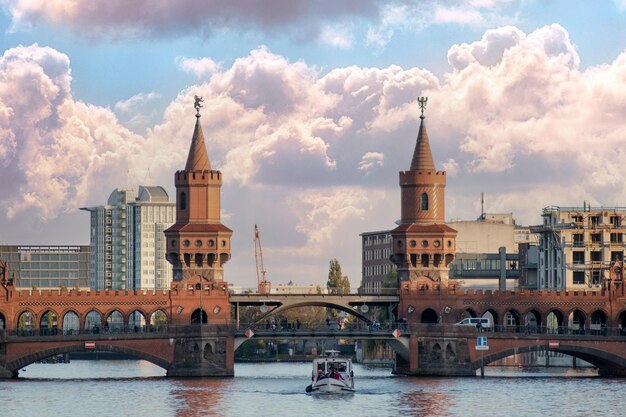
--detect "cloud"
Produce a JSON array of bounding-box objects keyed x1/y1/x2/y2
[
  {"x1": 114, "y1": 92, "x2": 160, "y2": 113},
  {"x1": 176, "y1": 57, "x2": 220, "y2": 79},
  {"x1": 319, "y1": 25, "x2": 354, "y2": 49},
  {"x1": 614, "y1": 0, "x2": 626, "y2": 12},
  {"x1": 2, "y1": 23, "x2": 626, "y2": 286},
  {"x1": 358, "y1": 151, "x2": 384, "y2": 173}
]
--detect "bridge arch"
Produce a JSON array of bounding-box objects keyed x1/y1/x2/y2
[
  {"x1": 421, "y1": 308, "x2": 438, "y2": 324},
  {"x1": 568, "y1": 309, "x2": 587, "y2": 332},
  {"x1": 16, "y1": 309, "x2": 35, "y2": 335},
  {"x1": 482, "y1": 309, "x2": 498, "y2": 326},
  {"x1": 84, "y1": 310, "x2": 103, "y2": 331},
  {"x1": 472, "y1": 343, "x2": 626, "y2": 376},
  {"x1": 39, "y1": 310, "x2": 58, "y2": 335},
  {"x1": 252, "y1": 301, "x2": 370, "y2": 323},
  {"x1": 62, "y1": 311, "x2": 80, "y2": 334},
  {"x1": 546, "y1": 310, "x2": 564, "y2": 333},
  {"x1": 105, "y1": 310, "x2": 124, "y2": 332},
  {"x1": 5, "y1": 344, "x2": 171, "y2": 374}
]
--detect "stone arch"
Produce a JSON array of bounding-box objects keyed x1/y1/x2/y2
[
  {"x1": 128, "y1": 310, "x2": 147, "y2": 332},
  {"x1": 568, "y1": 309, "x2": 587, "y2": 334},
  {"x1": 619, "y1": 310, "x2": 626, "y2": 335},
  {"x1": 251, "y1": 301, "x2": 369, "y2": 324},
  {"x1": 431, "y1": 343, "x2": 442, "y2": 360},
  {"x1": 203, "y1": 342, "x2": 214, "y2": 360},
  {"x1": 460, "y1": 308, "x2": 477, "y2": 320},
  {"x1": 445, "y1": 343, "x2": 456, "y2": 361},
  {"x1": 5, "y1": 343, "x2": 171, "y2": 374},
  {"x1": 471, "y1": 343, "x2": 626, "y2": 376},
  {"x1": 39, "y1": 310, "x2": 58, "y2": 335},
  {"x1": 17, "y1": 310, "x2": 35, "y2": 335},
  {"x1": 150, "y1": 309, "x2": 168, "y2": 331},
  {"x1": 106, "y1": 310, "x2": 124, "y2": 332},
  {"x1": 546, "y1": 310, "x2": 564, "y2": 334},
  {"x1": 590, "y1": 310, "x2": 608, "y2": 335},
  {"x1": 0, "y1": 311, "x2": 5, "y2": 329},
  {"x1": 62, "y1": 311, "x2": 80, "y2": 335},
  {"x1": 504, "y1": 309, "x2": 521, "y2": 331},
  {"x1": 85, "y1": 310, "x2": 103, "y2": 332},
  {"x1": 523, "y1": 309, "x2": 541, "y2": 332},
  {"x1": 191, "y1": 309, "x2": 208, "y2": 324},
  {"x1": 421, "y1": 308, "x2": 438, "y2": 324},
  {"x1": 482, "y1": 309, "x2": 498, "y2": 327}
]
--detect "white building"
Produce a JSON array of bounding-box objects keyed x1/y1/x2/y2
[{"x1": 81, "y1": 186, "x2": 175, "y2": 291}]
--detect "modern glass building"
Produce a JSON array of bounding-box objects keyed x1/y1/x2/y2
[
  {"x1": 0, "y1": 245, "x2": 90, "y2": 290},
  {"x1": 81, "y1": 186, "x2": 175, "y2": 291}
]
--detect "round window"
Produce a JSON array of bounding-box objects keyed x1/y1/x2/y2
[
  {"x1": 221, "y1": 240, "x2": 227, "y2": 247},
  {"x1": 195, "y1": 239, "x2": 202, "y2": 247},
  {"x1": 410, "y1": 240, "x2": 416, "y2": 247},
  {"x1": 183, "y1": 240, "x2": 190, "y2": 247},
  {"x1": 397, "y1": 240, "x2": 403, "y2": 248},
  {"x1": 171, "y1": 240, "x2": 177, "y2": 247},
  {"x1": 447, "y1": 240, "x2": 452, "y2": 248},
  {"x1": 208, "y1": 239, "x2": 215, "y2": 247},
  {"x1": 433, "y1": 240, "x2": 441, "y2": 248},
  {"x1": 421, "y1": 240, "x2": 428, "y2": 247}
]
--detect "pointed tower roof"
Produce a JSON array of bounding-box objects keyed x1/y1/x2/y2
[
  {"x1": 185, "y1": 111, "x2": 211, "y2": 172},
  {"x1": 409, "y1": 99, "x2": 436, "y2": 171}
]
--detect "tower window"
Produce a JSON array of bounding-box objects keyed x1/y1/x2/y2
[
  {"x1": 179, "y1": 192, "x2": 187, "y2": 210},
  {"x1": 420, "y1": 193, "x2": 428, "y2": 211}
]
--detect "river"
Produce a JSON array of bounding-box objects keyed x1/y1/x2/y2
[{"x1": 0, "y1": 360, "x2": 623, "y2": 417}]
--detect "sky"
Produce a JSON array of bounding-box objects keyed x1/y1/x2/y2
[{"x1": 0, "y1": 0, "x2": 625, "y2": 290}]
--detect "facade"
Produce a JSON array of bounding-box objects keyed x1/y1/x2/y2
[
  {"x1": 531, "y1": 205, "x2": 626, "y2": 291},
  {"x1": 81, "y1": 185, "x2": 175, "y2": 291},
  {"x1": 360, "y1": 231, "x2": 393, "y2": 293},
  {"x1": 0, "y1": 245, "x2": 89, "y2": 290},
  {"x1": 389, "y1": 99, "x2": 457, "y2": 284}
]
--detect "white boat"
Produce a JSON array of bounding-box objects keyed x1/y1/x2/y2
[{"x1": 305, "y1": 350, "x2": 355, "y2": 393}]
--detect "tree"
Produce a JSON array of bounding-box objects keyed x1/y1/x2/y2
[
  {"x1": 382, "y1": 266, "x2": 398, "y2": 293},
  {"x1": 327, "y1": 258, "x2": 351, "y2": 295}
]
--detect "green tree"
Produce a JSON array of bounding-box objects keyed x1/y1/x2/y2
[
  {"x1": 382, "y1": 266, "x2": 398, "y2": 293},
  {"x1": 327, "y1": 258, "x2": 351, "y2": 295}
]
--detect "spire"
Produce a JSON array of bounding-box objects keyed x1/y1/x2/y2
[
  {"x1": 185, "y1": 96, "x2": 211, "y2": 171},
  {"x1": 409, "y1": 97, "x2": 436, "y2": 171}
]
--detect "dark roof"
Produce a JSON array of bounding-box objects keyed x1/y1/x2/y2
[
  {"x1": 185, "y1": 116, "x2": 211, "y2": 171},
  {"x1": 165, "y1": 223, "x2": 232, "y2": 233},
  {"x1": 409, "y1": 117, "x2": 436, "y2": 171},
  {"x1": 391, "y1": 223, "x2": 457, "y2": 234}
]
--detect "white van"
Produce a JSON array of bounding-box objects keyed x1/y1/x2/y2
[{"x1": 455, "y1": 317, "x2": 491, "y2": 328}]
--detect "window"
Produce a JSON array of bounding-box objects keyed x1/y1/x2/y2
[
  {"x1": 590, "y1": 233, "x2": 602, "y2": 244},
  {"x1": 420, "y1": 193, "x2": 428, "y2": 211},
  {"x1": 591, "y1": 270, "x2": 601, "y2": 285},
  {"x1": 611, "y1": 216, "x2": 621, "y2": 228},
  {"x1": 179, "y1": 192, "x2": 187, "y2": 210},
  {"x1": 590, "y1": 216, "x2": 601, "y2": 227},
  {"x1": 611, "y1": 251, "x2": 623, "y2": 262},
  {"x1": 573, "y1": 271, "x2": 585, "y2": 285},
  {"x1": 573, "y1": 251, "x2": 585, "y2": 265},
  {"x1": 590, "y1": 251, "x2": 602, "y2": 263},
  {"x1": 610, "y1": 233, "x2": 622, "y2": 243},
  {"x1": 572, "y1": 234, "x2": 584, "y2": 247}
]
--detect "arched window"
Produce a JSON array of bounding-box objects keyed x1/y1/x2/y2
[
  {"x1": 420, "y1": 193, "x2": 428, "y2": 210},
  {"x1": 179, "y1": 192, "x2": 187, "y2": 210}
]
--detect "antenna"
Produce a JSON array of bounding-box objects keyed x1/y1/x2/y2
[{"x1": 481, "y1": 192, "x2": 484, "y2": 221}]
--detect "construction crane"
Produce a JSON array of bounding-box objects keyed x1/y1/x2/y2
[{"x1": 254, "y1": 224, "x2": 271, "y2": 294}]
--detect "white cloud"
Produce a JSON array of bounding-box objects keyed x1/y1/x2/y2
[
  {"x1": 319, "y1": 25, "x2": 354, "y2": 49},
  {"x1": 435, "y1": 6, "x2": 486, "y2": 26},
  {"x1": 114, "y1": 92, "x2": 160, "y2": 113},
  {"x1": 358, "y1": 151, "x2": 384, "y2": 173},
  {"x1": 614, "y1": 0, "x2": 626, "y2": 12},
  {"x1": 175, "y1": 57, "x2": 220, "y2": 79}
]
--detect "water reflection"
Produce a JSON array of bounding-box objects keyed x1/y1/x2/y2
[
  {"x1": 172, "y1": 378, "x2": 231, "y2": 417},
  {"x1": 398, "y1": 379, "x2": 454, "y2": 417}
]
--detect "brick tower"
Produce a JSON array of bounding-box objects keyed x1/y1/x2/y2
[
  {"x1": 390, "y1": 97, "x2": 457, "y2": 284},
  {"x1": 165, "y1": 96, "x2": 232, "y2": 285}
]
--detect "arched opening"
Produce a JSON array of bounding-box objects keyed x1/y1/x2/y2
[
  {"x1": 546, "y1": 310, "x2": 564, "y2": 334},
  {"x1": 482, "y1": 310, "x2": 497, "y2": 327},
  {"x1": 460, "y1": 309, "x2": 476, "y2": 319},
  {"x1": 40, "y1": 310, "x2": 58, "y2": 335},
  {"x1": 62, "y1": 311, "x2": 80, "y2": 335},
  {"x1": 524, "y1": 310, "x2": 540, "y2": 333},
  {"x1": 619, "y1": 311, "x2": 626, "y2": 335},
  {"x1": 504, "y1": 310, "x2": 520, "y2": 332},
  {"x1": 191, "y1": 309, "x2": 208, "y2": 324},
  {"x1": 590, "y1": 310, "x2": 608, "y2": 335},
  {"x1": 85, "y1": 311, "x2": 102, "y2": 333},
  {"x1": 569, "y1": 310, "x2": 586, "y2": 334},
  {"x1": 0, "y1": 312, "x2": 5, "y2": 329},
  {"x1": 420, "y1": 193, "x2": 428, "y2": 211},
  {"x1": 431, "y1": 343, "x2": 442, "y2": 360},
  {"x1": 445, "y1": 343, "x2": 456, "y2": 361},
  {"x1": 106, "y1": 311, "x2": 124, "y2": 332},
  {"x1": 150, "y1": 310, "x2": 168, "y2": 331},
  {"x1": 179, "y1": 191, "x2": 187, "y2": 210},
  {"x1": 421, "y1": 308, "x2": 439, "y2": 324},
  {"x1": 421, "y1": 254, "x2": 429, "y2": 267},
  {"x1": 17, "y1": 310, "x2": 34, "y2": 336},
  {"x1": 129, "y1": 310, "x2": 146, "y2": 332},
  {"x1": 203, "y1": 342, "x2": 213, "y2": 360}
]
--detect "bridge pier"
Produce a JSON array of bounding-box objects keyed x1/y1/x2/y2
[
  {"x1": 394, "y1": 335, "x2": 475, "y2": 377},
  {"x1": 167, "y1": 333, "x2": 234, "y2": 377}
]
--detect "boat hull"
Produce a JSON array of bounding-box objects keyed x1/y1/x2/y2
[{"x1": 309, "y1": 377, "x2": 354, "y2": 393}]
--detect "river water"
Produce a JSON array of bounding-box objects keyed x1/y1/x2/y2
[{"x1": 0, "y1": 360, "x2": 624, "y2": 417}]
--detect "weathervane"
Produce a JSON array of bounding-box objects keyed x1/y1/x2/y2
[
  {"x1": 194, "y1": 95, "x2": 204, "y2": 117},
  {"x1": 417, "y1": 96, "x2": 428, "y2": 119}
]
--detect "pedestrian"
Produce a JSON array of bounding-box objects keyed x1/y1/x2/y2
[{"x1": 296, "y1": 319, "x2": 301, "y2": 329}]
